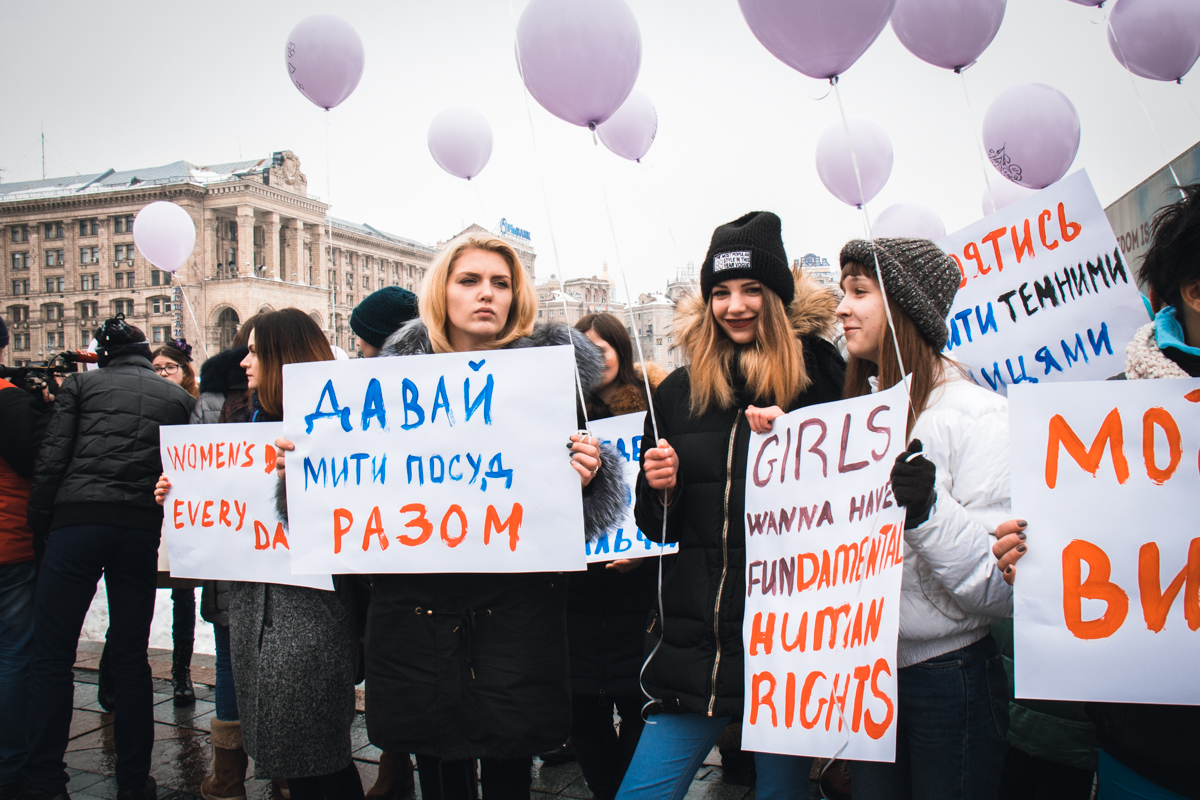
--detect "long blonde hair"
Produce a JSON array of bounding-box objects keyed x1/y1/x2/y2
[
  {"x1": 675, "y1": 282, "x2": 810, "y2": 414},
  {"x1": 419, "y1": 232, "x2": 538, "y2": 353}
]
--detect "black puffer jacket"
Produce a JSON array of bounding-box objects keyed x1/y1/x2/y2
[
  {"x1": 363, "y1": 319, "x2": 628, "y2": 761},
  {"x1": 28, "y1": 353, "x2": 195, "y2": 538},
  {"x1": 634, "y1": 274, "x2": 845, "y2": 720}
]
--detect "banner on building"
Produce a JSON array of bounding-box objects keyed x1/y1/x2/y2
[
  {"x1": 159, "y1": 423, "x2": 331, "y2": 590},
  {"x1": 585, "y1": 411, "x2": 678, "y2": 563},
  {"x1": 281, "y1": 346, "x2": 589, "y2": 574},
  {"x1": 741, "y1": 384, "x2": 909, "y2": 761},
  {"x1": 1010, "y1": 379, "x2": 1200, "y2": 704},
  {"x1": 936, "y1": 170, "x2": 1147, "y2": 395}
]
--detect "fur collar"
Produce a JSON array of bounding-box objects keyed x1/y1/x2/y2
[
  {"x1": 198, "y1": 346, "x2": 249, "y2": 394},
  {"x1": 607, "y1": 362, "x2": 670, "y2": 415}
]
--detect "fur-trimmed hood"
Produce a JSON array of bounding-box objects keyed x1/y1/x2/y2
[
  {"x1": 198, "y1": 346, "x2": 249, "y2": 394},
  {"x1": 607, "y1": 362, "x2": 670, "y2": 416}
]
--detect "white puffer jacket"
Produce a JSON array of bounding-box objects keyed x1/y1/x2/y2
[{"x1": 897, "y1": 373, "x2": 1013, "y2": 667}]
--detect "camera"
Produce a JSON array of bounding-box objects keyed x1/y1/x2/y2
[{"x1": 0, "y1": 350, "x2": 97, "y2": 396}]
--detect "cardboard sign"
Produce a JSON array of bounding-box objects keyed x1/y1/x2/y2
[
  {"x1": 936, "y1": 170, "x2": 1147, "y2": 395},
  {"x1": 159, "y1": 423, "x2": 332, "y2": 590},
  {"x1": 281, "y1": 346, "x2": 589, "y2": 575},
  {"x1": 741, "y1": 384, "x2": 909, "y2": 761},
  {"x1": 1010, "y1": 379, "x2": 1200, "y2": 704},
  {"x1": 585, "y1": 412, "x2": 679, "y2": 563}
]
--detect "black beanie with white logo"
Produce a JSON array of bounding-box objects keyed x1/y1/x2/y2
[{"x1": 699, "y1": 211, "x2": 794, "y2": 305}]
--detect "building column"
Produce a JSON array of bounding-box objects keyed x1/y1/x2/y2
[
  {"x1": 236, "y1": 206, "x2": 255, "y2": 278},
  {"x1": 264, "y1": 212, "x2": 281, "y2": 281},
  {"x1": 202, "y1": 212, "x2": 218, "y2": 280},
  {"x1": 284, "y1": 218, "x2": 304, "y2": 284},
  {"x1": 310, "y1": 224, "x2": 327, "y2": 288}
]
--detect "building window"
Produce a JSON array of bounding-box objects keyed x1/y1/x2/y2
[
  {"x1": 45, "y1": 249, "x2": 65, "y2": 267},
  {"x1": 150, "y1": 269, "x2": 171, "y2": 286},
  {"x1": 10, "y1": 225, "x2": 29, "y2": 243},
  {"x1": 80, "y1": 274, "x2": 100, "y2": 291},
  {"x1": 113, "y1": 299, "x2": 134, "y2": 316},
  {"x1": 79, "y1": 246, "x2": 100, "y2": 264},
  {"x1": 44, "y1": 277, "x2": 65, "y2": 293},
  {"x1": 113, "y1": 215, "x2": 135, "y2": 234},
  {"x1": 345, "y1": 274, "x2": 353, "y2": 289},
  {"x1": 78, "y1": 219, "x2": 99, "y2": 237},
  {"x1": 115, "y1": 244, "x2": 135, "y2": 261},
  {"x1": 12, "y1": 333, "x2": 29, "y2": 350},
  {"x1": 10, "y1": 253, "x2": 29, "y2": 270},
  {"x1": 43, "y1": 222, "x2": 64, "y2": 240},
  {"x1": 332, "y1": 249, "x2": 339, "y2": 266},
  {"x1": 43, "y1": 304, "x2": 64, "y2": 321},
  {"x1": 152, "y1": 326, "x2": 171, "y2": 343},
  {"x1": 11, "y1": 280, "x2": 30, "y2": 296},
  {"x1": 347, "y1": 295, "x2": 353, "y2": 307},
  {"x1": 228, "y1": 221, "x2": 238, "y2": 240},
  {"x1": 7, "y1": 305, "x2": 29, "y2": 323},
  {"x1": 45, "y1": 331, "x2": 64, "y2": 349},
  {"x1": 115, "y1": 272, "x2": 135, "y2": 288},
  {"x1": 79, "y1": 301, "x2": 99, "y2": 318},
  {"x1": 538, "y1": 310, "x2": 543, "y2": 318},
  {"x1": 328, "y1": 269, "x2": 336, "y2": 286},
  {"x1": 150, "y1": 296, "x2": 173, "y2": 314},
  {"x1": 362, "y1": 275, "x2": 370, "y2": 290}
]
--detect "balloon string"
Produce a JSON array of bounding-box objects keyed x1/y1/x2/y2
[
  {"x1": 325, "y1": 109, "x2": 336, "y2": 334},
  {"x1": 179, "y1": 283, "x2": 209, "y2": 360},
  {"x1": 1107, "y1": 16, "x2": 1187, "y2": 200},
  {"x1": 830, "y1": 79, "x2": 914, "y2": 434},
  {"x1": 506, "y1": 0, "x2": 590, "y2": 428},
  {"x1": 957, "y1": 71, "x2": 1000, "y2": 215}
]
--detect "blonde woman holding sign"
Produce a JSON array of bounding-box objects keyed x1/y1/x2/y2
[{"x1": 366, "y1": 231, "x2": 627, "y2": 800}]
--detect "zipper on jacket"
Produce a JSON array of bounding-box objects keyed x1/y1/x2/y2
[{"x1": 708, "y1": 410, "x2": 741, "y2": 716}]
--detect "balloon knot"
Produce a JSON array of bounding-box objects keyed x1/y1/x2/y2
[
  {"x1": 828, "y1": 76, "x2": 839, "y2": 86},
  {"x1": 588, "y1": 121, "x2": 597, "y2": 131}
]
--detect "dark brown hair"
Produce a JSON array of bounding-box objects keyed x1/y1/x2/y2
[
  {"x1": 151, "y1": 344, "x2": 198, "y2": 398},
  {"x1": 233, "y1": 313, "x2": 262, "y2": 348},
  {"x1": 576, "y1": 312, "x2": 647, "y2": 412},
  {"x1": 253, "y1": 308, "x2": 333, "y2": 419},
  {"x1": 840, "y1": 262, "x2": 963, "y2": 436}
]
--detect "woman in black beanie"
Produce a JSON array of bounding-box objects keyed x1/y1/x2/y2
[{"x1": 618, "y1": 212, "x2": 846, "y2": 800}]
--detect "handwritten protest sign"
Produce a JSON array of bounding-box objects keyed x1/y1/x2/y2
[
  {"x1": 159, "y1": 423, "x2": 331, "y2": 590},
  {"x1": 1010, "y1": 379, "x2": 1200, "y2": 704},
  {"x1": 936, "y1": 170, "x2": 1147, "y2": 395},
  {"x1": 741, "y1": 384, "x2": 909, "y2": 761},
  {"x1": 585, "y1": 412, "x2": 678, "y2": 563},
  {"x1": 281, "y1": 346, "x2": 589, "y2": 574}
]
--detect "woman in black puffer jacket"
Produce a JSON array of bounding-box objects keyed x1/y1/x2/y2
[{"x1": 619, "y1": 213, "x2": 845, "y2": 800}]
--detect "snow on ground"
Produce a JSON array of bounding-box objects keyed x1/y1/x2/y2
[{"x1": 80, "y1": 578, "x2": 216, "y2": 655}]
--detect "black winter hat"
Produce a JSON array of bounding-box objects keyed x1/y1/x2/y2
[
  {"x1": 700, "y1": 211, "x2": 794, "y2": 305},
  {"x1": 96, "y1": 313, "x2": 150, "y2": 367},
  {"x1": 351, "y1": 286, "x2": 420, "y2": 349},
  {"x1": 839, "y1": 238, "x2": 961, "y2": 350}
]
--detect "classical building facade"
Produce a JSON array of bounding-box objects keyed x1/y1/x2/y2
[{"x1": 0, "y1": 151, "x2": 441, "y2": 366}]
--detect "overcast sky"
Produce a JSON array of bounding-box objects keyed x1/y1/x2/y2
[{"x1": 3, "y1": 1, "x2": 1199, "y2": 298}]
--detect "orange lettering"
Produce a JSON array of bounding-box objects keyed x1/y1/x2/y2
[
  {"x1": 851, "y1": 664, "x2": 872, "y2": 733},
  {"x1": 201, "y1": 500, "x2": 214, "y2": 528},
  {"x1": 864, "y1": 658, "x2": 894, "y2": 740},
  {"x1": 173, "y1": 499, "x2": 184, "y2": 530},
  {"x1": 981, "y1": 227, "x2": 1008, "y2": 272},
  {"x1": 797, "y1": 552, "x2": 819, "y2": 591},
  {"x1": 1062, "y1": 539, "x2": 1129, "y2": 639},
  {"x1": 1058, "y1": 202, "x2": 1081, "y2": 241},
  {"x1": 398, "y1": 503, "x2": 432, "y2": 546},
  {"x1": 271, "y1": 522, "x2": 289, "y2": 550},
  {"x1": 483, "y1": 503, "x2": 523, "y2": 551},
  {"x1": 749, "y1": 612, "x2": 775, "y2": 656},
  {"x1": 750, "y1": 672, "x2": 777, "y2": 727},
  {"x1": 964, "y1": 240, "x2": 989, "y2": 276},
  {"x1": 1039, "y1": 208, "x2": 1059, "y2": 250},
  {"x1": 1011, "y1": 219, "x2": 1035, "y2": 263},
  {"x1": 264, "y1": 445, "x2": 277, "y2": 474},
  {"x1": 441, "y1": 504, "x2": 467, "y2": 547},
  {"x1": 1142, "y1": 407, "x2": 1182, "y2": 485},
  {"x1": 253, "y1": 520, "x2": 270, "y2": 551},
  {"x1": 333, "y1": 508, "x2": 353, "y2": 554},
  {"x1": 1045, "y1": 409, "x2": 1129, "y2": 488},
  {"x1": 1139, "y1": 539, "x2": 1200, "y2": 632},
  {"x1": 362, "y1": 506, "x2": 388, "y2": 551},
  {"x1": 799, "y1": 671, "x2": 827, "y2": 730},
  {"x1": 218, "y1": 500, "x2": 232, "y2": 528},
  {"x1": 781, "y1": 611, "x2": 807, "y2": 652}
]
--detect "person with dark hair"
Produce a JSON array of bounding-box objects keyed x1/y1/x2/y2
[
  {"x1": 351, "y1": 286, "x2": 419, "y2": 358},
  {"x1": 620, "y1": 212, "x2": 845, "y2": 800},
  {"x1": 21, "y1": 315, "x2": 195, "y2": 800},
  {"x1": 567, "y1": 313, "x2": 668, "y2": 800},
  {"x1": 0, "y1": 316, "x2": 53, "y2": 800},
  {"x1": 833, "y1": 239, "x2": 1025, "y2": 800}
]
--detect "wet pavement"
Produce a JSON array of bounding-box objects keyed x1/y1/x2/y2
[{"x1": 66, "y1": 641, "x2": 764, "y2": 800}]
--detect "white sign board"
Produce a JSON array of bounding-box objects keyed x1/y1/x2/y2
[
  {"x1": 160, "y1": 423, "x2": 331, "y2": 590},
  {"x1": 281, "y1": 346, "x2": 589, "y2": 574},
  {"x1": 741, "y1": 384, "x2": 909, "y2": 761},
  {"x1": 936, "y1": 170, "x2": 1147, "y2": 395},
  {"x1": 1010, "y1": 379, "x2": 1200, "y2": 704},
  {"x1": 585, "y1": 412, "x2": 679, "y2": 563}
]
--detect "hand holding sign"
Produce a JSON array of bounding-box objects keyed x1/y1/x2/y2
[
  {"x1": 643, "y1": 440, "x2": 677, "y2": 491},
  {"x1": 992, "y1": 519, "x2": 1029, "y2": 584}
]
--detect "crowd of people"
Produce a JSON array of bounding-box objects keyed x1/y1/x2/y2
[{"x1": 1, "y1": 187, "x2": 1198, "y2": 800}]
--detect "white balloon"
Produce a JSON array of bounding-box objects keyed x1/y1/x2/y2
[
  {"x1": 981, "y1": 172, "x2": 1036, "y2": 216},
  {"x1": 873, "y1": 202, "x2": 946, "y2": 240},
  {"x1": 598, "y1": 89, "x2": 657, "y2": 161},
  {"x1": 427, "y1": 106, "x2": 494, "y2": 181},
  {"x1": 133, "y1": 202, "x2": 196, "y2": 273},
  {"x1": 815, "y1": 117, "x2": 894, "y2": 207}
]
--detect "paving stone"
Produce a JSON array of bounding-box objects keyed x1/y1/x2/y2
[
  {"x1": 557, "y1": 774, "x2": 595, "y2": 799},
  {"x1": 152, "y1": 698, "x2": 216, "y2": 727},
  {"x1": 531, "y1": 760, "x2": 583, "y2": 793}
]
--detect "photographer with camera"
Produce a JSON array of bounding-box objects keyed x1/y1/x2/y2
[
  {"x1": 0, "y1": 316, "x2": 53, "y2": 800},
  {"x1": 20, "y1": 315, "x2": 194, "y2": 800}
]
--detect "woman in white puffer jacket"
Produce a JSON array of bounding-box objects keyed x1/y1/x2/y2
[{"x1": 834, "y1": 238, "x2": 1028, "y2": 800}]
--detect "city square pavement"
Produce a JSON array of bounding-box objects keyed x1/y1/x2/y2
[{"x1": 62, "y1": 641, "x2": 770, "y2": 800}]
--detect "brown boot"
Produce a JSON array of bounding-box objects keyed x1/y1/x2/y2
[
  {"x1": 365, "y1": 751, "x2": 415, "y2": 800},
  {"x1": 200, "y1": 719, "x2": 249, "y2": 800}
]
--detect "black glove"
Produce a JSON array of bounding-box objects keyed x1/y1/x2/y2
[{"x1": 890, "y1": 439, "x2": 937, "y2": 530}]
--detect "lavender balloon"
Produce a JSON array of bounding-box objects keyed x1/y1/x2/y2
[
  {"x1": 1108, "y1": 0, "x2": 1200, "y2": 82},
  {"x1": 873, "y1": 202, "x2": 946, "y2": 240},
  {"x1": 134, "y1": 202, "x2": 196, "y2": 274},
  {"x1": 1066, "y1": 0, "x2": 1104, "y2": 5},
  {"x1": 738, "y1": 0, "x2": 896, "y2": 80},
  {"x1": 597, "y1": 89, "x2": 657, "y2": 161},
  {"x1": 982, "y1": 172, "x2": 1036, "y2": 215},
  {"x1": 428, "y1": 107, "x2": 494, "y2": 181},
  {"x1": 982, "y1": 83, "x2": 1080, "y2": 189},
  {"x1": 815, "y1": 117, "x2": 894, "y2": 207},
  {"x1": 285, "y1": 15, "x2": 365, "y2": 110},
  {"x1": 516, "y1": 0, "x2": 642, "y2": 128},
  {"x1": 890, "y1": 0, "x2": 1007, "y2": 71}
]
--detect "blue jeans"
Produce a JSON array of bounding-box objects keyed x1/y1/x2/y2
[
  {"x1": 615, "y1": 713, "x2": 812, "y2": 800},
  {"x1": 851, "y1": 635, "x2": 1010, "y2": 800},
  {"x1": 0, "y1": 560, "x2": 36, "y2": 784},
  {"x1": 23, "y1": 525, "x2": 159, "y2": 794},
  {"x1": 1098, "y1": 750, "x2": 1187, "y2": 800},
  {"x1": 213, "y1": 622, "x2": 239, "y2": 721}
]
